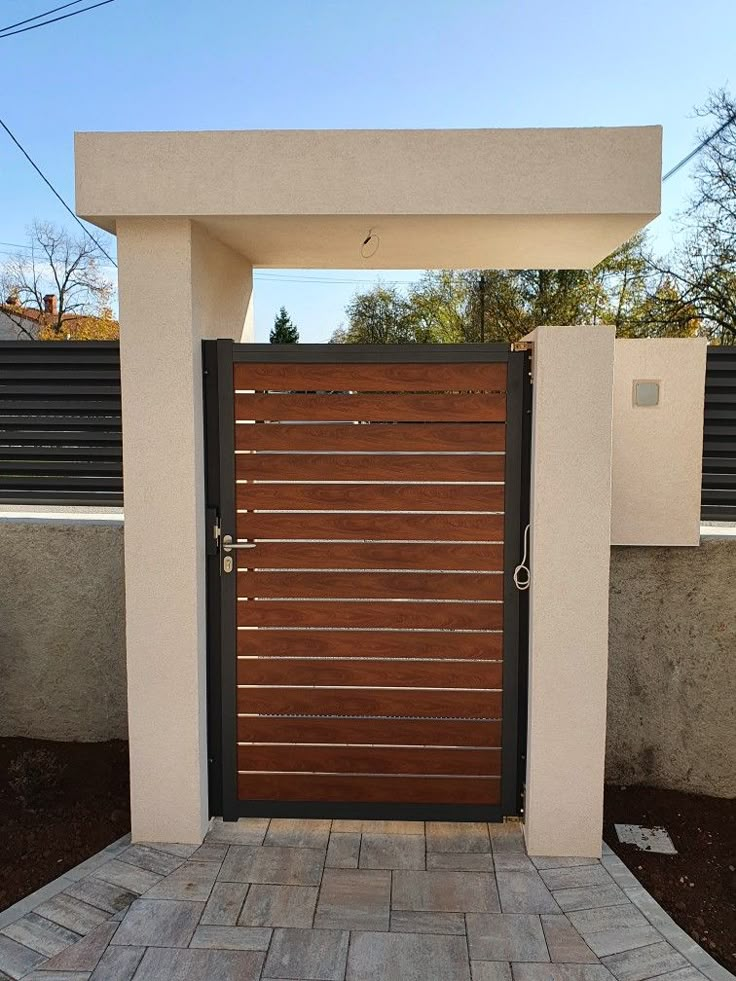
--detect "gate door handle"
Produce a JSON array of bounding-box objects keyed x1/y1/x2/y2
[{"x1": 222, "y1": 534, "x2": 256, "y2": 552}]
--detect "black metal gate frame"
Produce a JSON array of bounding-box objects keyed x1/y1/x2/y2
[{"x1": 203, "y1": 341, "x2": 531, "y2": 823}]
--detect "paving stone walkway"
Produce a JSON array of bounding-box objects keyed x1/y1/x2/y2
[{"x1": 0, "y1": 820, "x2": 732, "y2": 981}]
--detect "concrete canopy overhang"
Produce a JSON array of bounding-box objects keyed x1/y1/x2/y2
[{"x1": 75, "y1": 127, "x2": 662, "y2": 269}]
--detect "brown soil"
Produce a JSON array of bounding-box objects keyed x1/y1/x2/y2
[
  {"x1": 0, "y1": 738, "x2": 130, "y2": 912},
  {"x1": 604, "y1": 784, "x2": 736, "y2": 975}
]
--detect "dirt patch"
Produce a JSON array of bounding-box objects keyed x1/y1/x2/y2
[
  {"x1": 604, "y1": 784, "x2": 736, "y2": 975},
  {"x1": 0, "y1": 738, "x2": 130, "y2": 912}
]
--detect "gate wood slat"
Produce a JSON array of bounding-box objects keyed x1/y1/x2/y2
[
  {"x1": 237, "y1": 716, "x2": 502, "y2": 746},
  {"x1": 234, "y1": 361, "x2": 507, "y2": 393},
  {"x1": 235, "y1": 393, "x2": 505, "y2": 422},
  {"x1": 237, "y1": 687, "x2": 502, "y2": 718},
  {"x1": 235, "y1": 452, "x2": 506, "y2": 482},
  {"x1": 237, "y1": 599, "x2": 504, "y2": 630},
  {"x1": 237, "y1": 629, "x2": 503, "y2": 660},
  {"x1": 237, "y1": 657, "x2": 503, "y2": 689},
  {"x1": 236, "y1": 512, "x2": 504, "y2": 542},
  {"x1": 237, "y1": 773, "x2": 501, "y2": 805},
  {"x1": 236, "y1": 422, "x2": 506, "y2": 452},
  {"x1": 238, "y1": 570, "x2": 503, "y2": 601},
  {"x1": 235, "y1": 542, "x2": 504, "y2": 572},
  {"x1": 237, "y1": 745, "x2": 501, "y2": 776},
  {"x1": 236, "y1": 482, "x2": 504, "y2": 513}
]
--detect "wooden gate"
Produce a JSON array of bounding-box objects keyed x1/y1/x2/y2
[{"x1": 204, "y1": 342, "x2": 530, "y2": 821}]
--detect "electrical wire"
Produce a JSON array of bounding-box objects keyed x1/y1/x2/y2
[
  {"x1": 662, "y1": 110, "x2": 736, "y2": 182},
  {"x1": 0, "y1": 1, "x2": 86, "y2": 35},
  {"x1": 0, "y1": 116, "x2": 117, "y2": 267},
  {"x1": 0, "y1": 0, "x2": 115, "y2": 39}
]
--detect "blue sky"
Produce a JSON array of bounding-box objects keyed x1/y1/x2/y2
[{"x1": 1, "y1": 0, "x2": 734, "y2": 341}]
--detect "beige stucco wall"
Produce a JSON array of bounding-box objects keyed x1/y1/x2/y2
[
  {"x1": 523, "y1": 325, "x2": 616, "y2": 858},
  {"x1": 611, "y1": 339, "x2": 707, "y2": 546},
  {"x1": 75, "y1": 128, "x2": 661, "y2": 270},
  {"x1": 117, "y1": 218, "x2": 253, "y2": 844}
]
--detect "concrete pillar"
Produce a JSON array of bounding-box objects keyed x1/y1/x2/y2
[
  {"x1": 116, "y1": 218, "x2": 253, "y2": 843},
  {"x1": 523, "y1": 325, "x2": 616, "y2": 857}
]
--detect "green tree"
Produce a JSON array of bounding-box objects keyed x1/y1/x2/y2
[
  {"x1": 270, "y1": 306, "x2": 299, "y2": 343},
  {"x1": 330, "y1": 284, "x2": 428, "y2": 344}
]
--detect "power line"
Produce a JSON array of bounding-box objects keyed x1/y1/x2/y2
[
  {"x1": 662, "y1": 110, "x2": 736, "y2": 182},
  {"x1": 0, "y1": 0, "x2": 85, "y2": 35},
  {"x1": 0, "y1": 116, "x2": 118, "y2": 267},
  {"x1": 0, "y1": 0, "x2": 115, "y2": 39}
]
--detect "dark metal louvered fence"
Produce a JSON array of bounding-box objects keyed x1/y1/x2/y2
[
  {"x1": 702, "y1": 346, "x2": 736, "y2": 522},
  {"x1": 0, "y1": 342, "x2": 122, "y2": 506}
]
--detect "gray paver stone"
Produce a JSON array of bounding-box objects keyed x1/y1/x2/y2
[
  {"x1": 1, "y1": 913, "x2": 80, "y2": 957},
  {"x1": 133, "y1": 946, "x2": 264, "y2": 981},
  {"x1": 190, "y1": 924, "x2": 272, "y2": 950},
  {"x1": 201, "y1": 882, "x2": 249, "y2": 926},
  {"x1": 427, "y1": 852, "x2": 495, "y2": 871},
  {"x1": 0, "y1": 933, "x2": 46, "y2": 980},
  {"x1": 542, "y1": 914, "x2": 599, "y2": 963},
  {"x1": 219, "y1": 846, "x2": 324, "y2": 886},
  {"x1": 359, "y1": 833, "x2": 425, "y2": 870},
  {"x1": 392, "y1": 870, "x2": 500, "y2": 912},
  {"x1": 205, "y1": 817, "x2": 269, "y2": 846},
  {"x1": 265, "y1": 819, "x2": 331, "y2": 849},
  {"x1": 63, "y1": 877, "x2": 137, "y2": 915},
  {"x1": 496, "y1": 871, "x2": 560, "y2": 913},
  {"x1": 325, "y1": 833, "x2": 360, "y2": 869},
  {"x1": 41, "y1": 920, "x2": 118, "y2": 971},
  {"x1": 347, "y1": 930, "x2": 471, "y2": 981},
  {"x1": 111, "y1": 898, "x2": 204, "y2": 947},
  {"x1": 264, "y1": 927, "x2": 349, "y2": 981},
  {"x1": 467, "y1": 913, "x2": 549, "y2": 962},
  {"x1": 88, "y1": 945, "x2": 145, "y2": 981},
  {"x1": 426, "y1": 821, "x2": 491, "y2": 853},
  {"x1": 144, "y1": 860, "x2": 220, "y2": 901},
  {"x1": 314, "y1": 869, "x2": 390, "y2": 931},
  {"x1": 552, "y1": 882, "x2": 629, "y2": 913},
  {"x1": 601, "y1": 941, "x2": 691, "y2": 981},
  {"x1": 471, "y1": 964, "x2": 514, "y2": 981},
  {"x1": 390, "y1": 910, "x2": 466, "y2": 935},
  {"x1": 239, "y1": 884, "x2": 318, "y2": 928},
  {"x1": 32, "y1": 893, "x2": 109, "y2": 935},
  {"x1": 512, "y1": 966, "x2": 615, "y2": 981}
]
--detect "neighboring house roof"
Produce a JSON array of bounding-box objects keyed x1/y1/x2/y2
[
  {"x1": 0, "y1": 302, "x2": 118, "y2": 340},
  {"x1": 0, "y1": 305, "x2": 41, "y2": 340}
]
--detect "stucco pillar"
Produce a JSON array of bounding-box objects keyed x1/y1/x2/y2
[
  {"x1": 116, "y1": 218, "x2": 253, "y2": 843},
  {"x1": 523, "y1": 325, "x2": 615, "y2": 857}
]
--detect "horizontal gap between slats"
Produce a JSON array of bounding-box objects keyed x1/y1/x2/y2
[
  {"x1": 237, "y1": 771, "x2": 501, "y2": 778},
  {"x1": 237, "y1": 627, "x2": 502, "y2": 633},
  {"x1": 237, "y1": 598, "x2": 502, "y2": 604},
  {"x1": 238, "y1": 742, "x2": 498, "y2": 748},
  {"x1": 239, "y1": 685, "x2": 501, "y2": 691},
  {"x1": 238, "y1": 656, "x2": 502, "y2": 661},
  {"x1": 238, "y1": 568, "x2": 502, "y2": 574},
  {"x1": 235, "y1": 451, "x2": 505, "y2": 456},
  {"x1": 236, "y1": 480, "x2": 504, "y2": 485}
]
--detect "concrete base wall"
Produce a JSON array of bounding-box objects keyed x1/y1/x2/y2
[
  {"x1": 607, "y1": 541, "x2": 736, "y2": 798},
  {"x1": 0, "y1": 520, "x2": 127, "y2": 742}
]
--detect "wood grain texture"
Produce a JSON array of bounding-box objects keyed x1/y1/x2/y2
[
  {"x1": 237, "y1": 716, "x2": 502, "y2": 746},
  {"x1": 237, "y1": 599, "x2": 503, "y2": 630},
  {"x1": 237, "y1": 629, "x2": 503, "y2": 660},
  {"x1": 237, "y1": 657, "x2": 503, "y2": 689},
  {"x1": 235, "y1": 392, "x2": 505, "y2": 423},
  {"x1": 237, "y1": 744, "x2": 501, "y2": 776},
  {"x1": 235, "y1": 452, "x2": 506, "y2": 483},
  {"x1": 236, "y1": 422, "x2": 506, "y2": 453},
  {"x1": 236, "y1": 511, "x2": 504, "y2": 542},
  {"x1": 238, "y1": 570, "x2": 503, "y2": 601},
  {"x1": 236, "y1": 541, "x2": 504, "y2": 572},
  {"x1": 234, "y1": 361, "x2": 507, "y2": 394},
  {"x1": 237, "y1": 772, "x2": 500, "y2": 804},
  {"x1": 237, "y1": 686, "x2": 502, "y2": 718},
  {"x1": 236, "y1": 482, "x2": 504, "y2": 512}
]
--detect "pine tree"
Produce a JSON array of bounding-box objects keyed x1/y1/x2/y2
[{"x1": 270, "y1": 306, "x2": 299, "y2": 343}]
